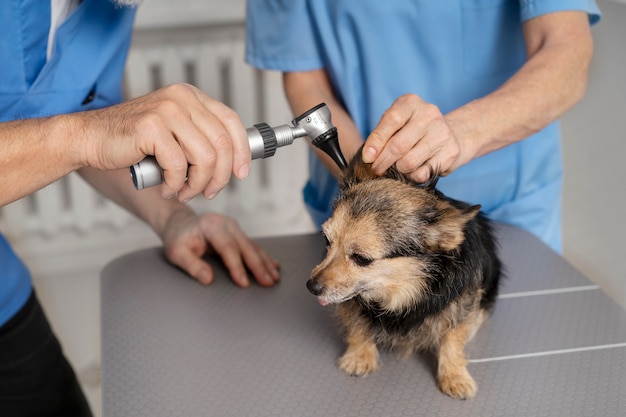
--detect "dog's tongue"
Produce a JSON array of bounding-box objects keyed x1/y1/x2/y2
[{"x1": 318, "y1": 298, "x2": 329, "y2": 307}]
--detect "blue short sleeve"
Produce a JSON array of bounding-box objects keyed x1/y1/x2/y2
[
  {"x1": 246, "y1": 0, "x2": 324, "y2": 71},
  {"x1": 520, "y1": 0, "x2": 601, "y2": 23}
]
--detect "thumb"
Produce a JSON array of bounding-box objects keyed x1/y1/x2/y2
[{"x1": 363, "y1": 127, "x2": 390, "y2": 164}]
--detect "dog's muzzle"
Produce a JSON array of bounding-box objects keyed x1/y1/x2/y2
[{"x1": 306, "y1": 279, "x2": 324, "y2": 296}]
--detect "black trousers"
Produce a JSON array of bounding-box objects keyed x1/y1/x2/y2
[{"x1": 0, "y1": 290, "x2": 92, "y2": 417}]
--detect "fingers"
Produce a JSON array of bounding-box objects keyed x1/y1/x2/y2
[
  {"x1": 218, "y1": 241, "x2": 281, "y2": 288},
  {"x1": 370, "y1": 110, "x2": 431, "y2": 175},
  {"x1": 362, "y1": 96, "x2": 418, "y2": 164},
  {"x1": 196, "y1": 95, "x2": 251, "y2": 181},
  {"x1": 173, "y1": 110, "x2": 230, "y2": 202},
  {"x1": 363, "y1": 94, "x2": 461, "y2": 182},
  {"x1": 166, "y1": 213, "x2": 280, "y2": 288},
  {"x1": 135, "y1": 115, "x2": 189, "y2": 199},
  {"x1": 166, "y1": 244, "x2": 216, "y2": 285},
  {"x1": 183, "y1": 92, "x2": 251, "y2": 201},
  {"x1": 208, "y1": 220, "x2": 281, "y2": 288},
  {"x1": 155, "y1": 118, "x2": 210, "y2": 200},
  {"x1": 131, "y1": 84, "x2": 250, "y2": 201},
  {"x1": 408, "y1": 161, "x2": 437, "y2": 185}
]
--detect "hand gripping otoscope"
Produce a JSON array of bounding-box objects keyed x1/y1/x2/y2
[{"x1": 130, "y1": 103, "x2": 347, "y2": 190}]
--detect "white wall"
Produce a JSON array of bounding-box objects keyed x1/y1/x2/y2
[{"x1": 562, "y1": 0, "x2": 626, "y2": 309}]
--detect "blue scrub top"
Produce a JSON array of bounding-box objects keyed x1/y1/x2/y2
[
  {"x1": 246, "y1": 0, "x2": 600, "y2": 253},
  {"x1": 0, "y1": 0, "x2": 136, "y2": 326}
]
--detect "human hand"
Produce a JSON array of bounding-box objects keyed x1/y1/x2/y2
[
  {"x1": 362, "y1": 94, "x2": 463, "y2": 184},
  {"x1": 82, "y1": 83, "x2": 250, "y2": 202},
  {"x1": 159, "y1": 209, "x2": 281, "y2": 288}
]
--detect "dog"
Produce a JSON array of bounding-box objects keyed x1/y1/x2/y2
[{"x1": 307, "y1": 148, "x2": 502, "y2": 399}]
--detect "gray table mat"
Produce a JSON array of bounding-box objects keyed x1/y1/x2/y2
[{"x1": 101, "y1": 224, "x2": 626, "y2": 416}]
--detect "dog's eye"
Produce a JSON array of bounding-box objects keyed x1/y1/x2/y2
[{"x1": 350, "y1": 253, "x2": 373, "y2": 267}]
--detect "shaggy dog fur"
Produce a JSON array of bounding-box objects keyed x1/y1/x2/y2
[{"x1": 307, "y1": 148, "x2": 502, "y2": 399}]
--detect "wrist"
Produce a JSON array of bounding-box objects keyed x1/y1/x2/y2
[
  {"x1": 444, "y1": 114, "x2": 480, "y2": 167},
  {"x1": 153, "y1": 200, "x2": 195, "y2": 239},
  {"x1": 43, "y1": 114, "x2": 88, "y2": 171},
  {"x1": 48, "y1": 112, "x2": 100, "y2": 170}
]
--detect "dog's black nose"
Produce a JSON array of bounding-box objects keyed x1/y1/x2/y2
[{"x1": 306, "y1": 279, "x2": 324, "y2": 296}]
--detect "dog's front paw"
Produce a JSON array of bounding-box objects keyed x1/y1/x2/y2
[
  {"x1": 437, "y1": 367, "x2": 477, "y2": 399},
  {"x1": 338, "y1": 346, "x2": 379, "y2": 376}
]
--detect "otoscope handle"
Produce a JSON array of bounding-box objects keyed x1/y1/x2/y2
[
  {"x1": 248, "y1": 123, "x2": 277, "y2": 159},
  {"x1": 130, "y1": 123, "x2": 307, "y2": 190},
  {"x1": 130, "y1": 156, "x2": 163, "y2": 190},
  {"x1": 130, "y1": 102, "x2": 347, "y2": 190}
]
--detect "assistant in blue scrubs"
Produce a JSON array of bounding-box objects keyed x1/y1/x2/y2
[
  {"x1": 0, "y1": 1, "x2": 136, "y2": 415},
  {"x1": 246, "y1": 0, "x2": 601, "y2": 253}
]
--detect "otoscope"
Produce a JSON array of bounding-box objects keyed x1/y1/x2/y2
[{"x1": 130, "y1": 103, "x2": 347, "y2": 190}]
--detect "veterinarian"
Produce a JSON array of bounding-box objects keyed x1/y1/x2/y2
[
  {"x1": 0, "y1": 1, "x2": 280, "y2": 415},
  {"x1": 246, "y1": 0, "x2": 601, "y2": 253}
]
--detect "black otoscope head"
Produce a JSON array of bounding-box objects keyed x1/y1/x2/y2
[
  {"x1": 310, "y1": 127, "x2": 347, "y2": 170},
  {"x1": 293, "y1": 103, "x2": 348, "y2": 170}
]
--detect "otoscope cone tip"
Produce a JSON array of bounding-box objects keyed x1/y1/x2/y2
[{"x1": 311, "y1": 127, "x2": 347, "y2": 170}]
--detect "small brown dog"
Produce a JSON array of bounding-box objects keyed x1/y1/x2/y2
[{"x1": 307, "y1": 148, "x2": 501, "y2": 399}]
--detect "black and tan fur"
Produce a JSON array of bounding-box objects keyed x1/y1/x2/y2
[{"x1": 307, "y1": 148, "x2": 501, "y2": 399}]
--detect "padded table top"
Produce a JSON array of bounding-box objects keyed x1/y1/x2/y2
[{"x1": 101, "y1": 223, "x2": 626, "y2": 416}]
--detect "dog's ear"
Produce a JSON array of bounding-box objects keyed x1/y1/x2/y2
[
  {"x1": 340, "y1": 145, "x2": 440, "y2": 190},
  {"x1": 340, "y1": 146, "x2": 378, "y2": 190},
  {"x1": 424, "y1": 203, "x2": 481, "y2": 252}
]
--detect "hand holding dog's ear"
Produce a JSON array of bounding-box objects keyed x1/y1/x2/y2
[
  {"x1": 345, "y1": 145, "x2": 438, "y2": 189},
  {"x1": 339, "y1": 146, "x2": 379, "y2": 189},
  {"x1": 362, "y1": 94, "x2": 464, "y2": 184}
]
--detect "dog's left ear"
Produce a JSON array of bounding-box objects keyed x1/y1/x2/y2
[
  {"x1": 340, "y1": 146, "x2": 378, "y2": 190},
  {"x1": 424, "y1": 203, "x2": 481, "y2": 252}
]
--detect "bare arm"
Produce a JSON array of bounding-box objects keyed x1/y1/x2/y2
[
  {"x1": 1, "y1": 83, "x2": 280, "y2": 287},
  {"x1": 364, "y1": 11, "x2": 594, "y2": 182},
  {"x1": 78, "y1": 167, "x2": 186, "y2": 237},
  {"x1": 78, "y1": 166, "x2": 280, "y2": 288},
  {"x1": 0, "y1": 83, "x2": 251, "y2": 207},
  {"x1": 0, "y1": 115, "x2": 83, "y2": 206},
  {"x1": 445, "y1": 11, "x2": 594, "y2": 165}
]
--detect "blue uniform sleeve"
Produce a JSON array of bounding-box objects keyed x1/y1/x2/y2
[
  {"x1": 520, "y1": 0, "x2": 601, "y2": 24},
  {"x1": 245, "y1": 0, "x2": 324, "y2": 71}
]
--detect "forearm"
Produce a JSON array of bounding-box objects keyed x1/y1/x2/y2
[
  {"x1": 0, "y1": 115, "x2": 89, "y2": 206},
  {"x1": 2, "y1": 83, "x2": 251, "y2": 209},
  {"x1": 283, "y1": 70, "x2": 363, "y2": 177},
  {"x1": 445, "y1": 11, "x2": 593, "y2": 166},
  {"x1": 78, "y1": 167, "x2": 193, "y2": 238}
]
